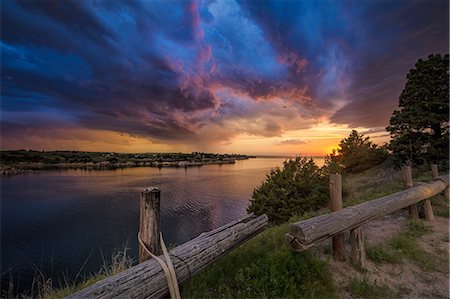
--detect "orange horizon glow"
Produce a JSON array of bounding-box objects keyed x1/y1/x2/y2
[{"x1": 1, "y1": 121, "x2": 390, "y2": 156}]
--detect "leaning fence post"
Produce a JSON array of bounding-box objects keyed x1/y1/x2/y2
[
  {"x1": 435, "y1": 164, "x2": 450, "y2": 198},
  {"x1": 350, "y1": 227, "x2": 365, "y2": 269},
  {"x1": 402, "y1": 165, "x2": 418, "y2": 219},
  {"x1": 330, "y1": 173, "x2": 345, "y2": 261},
  {"x1": 139, "y1": 187, "x2": 161, "y2": 263},
  {"x1": 423, "y1": 165, "x2": 438, "y2": 222}
]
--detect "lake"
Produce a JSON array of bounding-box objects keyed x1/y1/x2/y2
[{"x1": 1, "y1": 156, "x2": 324, "y2": 293}]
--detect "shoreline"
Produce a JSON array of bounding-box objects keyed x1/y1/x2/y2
[
  {"x1": 0, "y1": 150, "x2": 255, "y2": 176},
  {"x1": 0, "y1": 158, "x2": 249, "y2": 176}
]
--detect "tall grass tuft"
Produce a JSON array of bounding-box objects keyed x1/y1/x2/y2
[{"x1": 6, "y1": 247, "x2": 134, "y2": 299}]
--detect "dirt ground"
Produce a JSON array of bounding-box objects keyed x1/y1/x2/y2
[{"x1": 316, "y1": 210, "x2": 449, "y2": 298}]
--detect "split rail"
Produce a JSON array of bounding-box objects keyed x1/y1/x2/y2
[{"x1": 286, "y1": 164, "x2": 449, "y2": 268}]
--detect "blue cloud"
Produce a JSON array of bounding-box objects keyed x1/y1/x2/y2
[{"x1": 1, "y1": 0, "x2": 448, "y2": 146}]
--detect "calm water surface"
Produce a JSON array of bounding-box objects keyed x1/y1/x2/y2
[{"x1": 1, "y1": 157, "x2": 324, "y2": 293}]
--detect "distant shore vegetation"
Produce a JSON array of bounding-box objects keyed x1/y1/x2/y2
[{"x1": 0, "y1": 151, "x2": 254, "y2": 176}]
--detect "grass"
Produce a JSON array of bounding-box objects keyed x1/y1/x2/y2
[
  {"x1": 381, "y1": 219, "x2": 443, "y2": 272},
  {"x1": 366, "y1": 219, "x2": 441, "y2": 272},
  {"x1": 182, "y1": 224, "x2": 336, "y2": 298},
  {"x1": 342, "y1": 163, "x2": 404, "y2": 207},
  {"x1": 11, "y1": 248, "x2": 134, "y2": 299},
  {"x1": 365, "y1": 217, "x2": 450, "y2": 280},
  {"x1": 431, "y1": 194, "x2": 449, "y2": 217},
  {"x1": 367, "y1": 245, "x2": 402, "y2": 264},
  {"x1": 347, "y1": 278, "x2": 394, "y2": 298}
]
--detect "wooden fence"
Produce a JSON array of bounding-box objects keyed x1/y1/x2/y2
[
  {"x1": 67, "y1": 188, "x2": 268, "y2": 299},
  {"x1": 68, "y1": 164, "x2": 448, "y2": 298},
  {"x1": 286, "y1": 164, "x2": 449, "y2": 268}
]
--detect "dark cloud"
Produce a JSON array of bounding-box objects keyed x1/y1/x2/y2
[
  {"x1": 1, "y1": 0, "x2": 448, "y2": 149},
  {"x1": 330, "y1": 0, "x2": 449, "y2": 127}
]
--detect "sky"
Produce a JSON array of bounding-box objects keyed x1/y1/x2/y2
[{"x1": 1, "y1": 0, "x2": 448, "y2": 155}]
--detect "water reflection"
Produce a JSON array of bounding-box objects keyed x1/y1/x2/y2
[{"x1": 1, "y1": 157, "x2": 323, "y2": 293}]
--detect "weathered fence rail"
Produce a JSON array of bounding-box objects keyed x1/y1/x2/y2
[
  {"x1": 67, "y1": 213, "x2": 268, "y2": 299},
  {"x1": 286, "y1": 164, "x2": 448, "y2": 268},
  {"x1": 287, "y1": 174, "x2": 448, "y2": 250}
]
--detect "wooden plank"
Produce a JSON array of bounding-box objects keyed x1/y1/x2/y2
[
  {"x1": 330, "y1": 174, "x2": 345, "y2": 261},
  {"x1": 350, "y1": 227, "x2": 365, "y2": 269},
  {"x1": 402, "y1": 165, "x2": 419, "y2": 219},
  {"x1": 66, "y1": 213, "x2": 268, "y2": 299},
  {"x1": 287, "y1": 175, "x2": 448, "y2": 249},
  {"x1": 139, "y1": 187, "x2": 161, "y2": 262}
]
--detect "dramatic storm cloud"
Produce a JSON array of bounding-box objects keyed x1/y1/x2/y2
[{"x1": 1, "y1": 0, "x2": 448, "y2": 154}]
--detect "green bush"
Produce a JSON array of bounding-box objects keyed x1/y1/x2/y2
[
  {"x1": 324, "y1": 130, "x2": 388, "y2": 174},
  {"x1": 247, "y1": 156, "x2": 328, "y2": 224}
]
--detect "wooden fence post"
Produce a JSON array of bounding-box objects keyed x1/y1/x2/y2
[
  {"x1": 431, "y1": 164, "x2": 439, "y2": 178},
  {"x1": 330, "y1": 174, "x2": 345, "y2": 261},
  {"x1": 402, "y1": 165, "x2": 418, "y2": 219},
  {"x1": 139, "y1": 187, "x2": 161, "y2": 263},
  {"x1": 436, "y1": 164, "x2": 450, "y2": 199},
  {"x1": 423, "y1": 165, "x2": 438, "y2": 222},
  {"x1": 350, "y1": 227, "x2": 365, "y2": 269}
]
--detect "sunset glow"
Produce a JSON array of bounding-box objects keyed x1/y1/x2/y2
[{"x1": 1, "y1": 0, "x2": 448, "y2": 155}]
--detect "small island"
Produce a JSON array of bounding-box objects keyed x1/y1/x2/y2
[{"x1": 0, "y1": 150, "x2": 255, "y2": 176}]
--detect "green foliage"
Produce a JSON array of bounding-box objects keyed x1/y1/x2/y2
[
  {"x1": 387, "y1": 54, "x2": 449, "y2": 166},
  {"x1": 431, "y1": 194, "x2": 449, "y2": 217},
  {"x1": 367, "y1": 245, "x2": 401, "y2": 264},
  {"x1": 388, "y1": 220, "x2": 444, "y2": 272},
  {"x1": 248, "y1": 156, "x2": 328, "y2": 224},
  {"x1": 324, "y1": 130, "x2": 388, "y2": 174},
  {"x1": 182, "y1": 224, "x2": 336, "y2": 298},
  {"x1": 0, "y1": 150, "x2": 252, "y2": 170},
  {"x1": 343, "y1": 179, "x2": 403, "y2": 208},
  {"x1": 406, "y1": 219, "x2": 432, "y2": 237},
  {"x1": 347, "y1": 278, "x2": 393, "y2": 298}
]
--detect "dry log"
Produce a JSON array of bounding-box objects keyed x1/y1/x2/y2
[
  {"x1": 66, "y1": 213, "x2": 268, "y2": 299},
  {"x1": 288, "y1": 175, "x2": 448, "y2": 249}
]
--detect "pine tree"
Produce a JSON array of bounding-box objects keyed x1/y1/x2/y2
[{"x1": 386, "y1": 54, "x2": 449, "y2": 165}]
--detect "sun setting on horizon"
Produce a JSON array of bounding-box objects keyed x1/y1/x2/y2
[
  {"x1": 1, "y1": 120, "x2": 390, "y2": 156},
  {"x1": 1, "y1": 0, "x2": 447, "y2": 156},
  {"x1": 1, "y1": 1, "x2": 448, "y2": 297}
]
